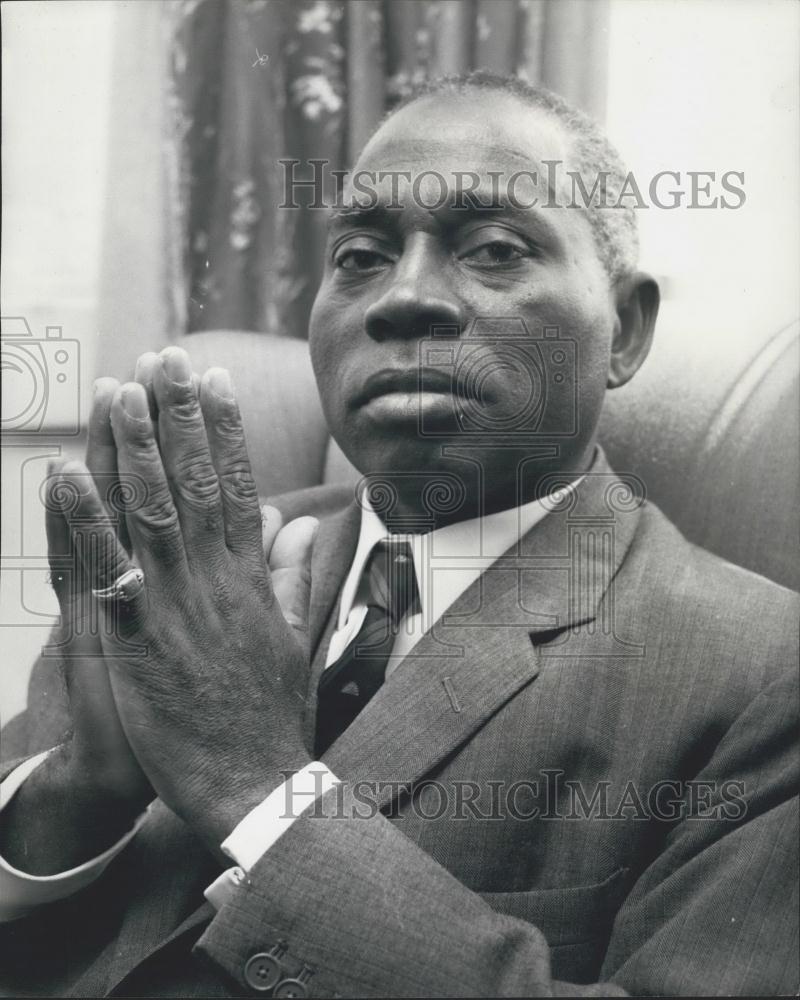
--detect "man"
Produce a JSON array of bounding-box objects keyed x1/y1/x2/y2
[{"x1": 1, "y1": 73, "x2": 797, "y2": 997}]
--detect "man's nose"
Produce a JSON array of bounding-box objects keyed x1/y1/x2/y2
[{"x1": 364, "y1": 243, "x2": 462, "y2": 342}]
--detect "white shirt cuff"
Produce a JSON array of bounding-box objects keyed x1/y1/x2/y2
[
  {"x1": 204, "y1": 762, "x2": 340, "y2": 911},
  {"x1": 0, "y1": 749, "x2": 148, "y2": 922}
]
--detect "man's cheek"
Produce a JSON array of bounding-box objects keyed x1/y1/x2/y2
[{"x1": 308, "y1": 348, "x2": 342, "y2": 425}]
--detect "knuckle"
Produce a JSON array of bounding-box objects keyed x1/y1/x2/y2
[
  {"x1": 173, "y1": 456, "x2": 221, "y2": 506},
  {"x1": 173, "y1": 453, "x2": 218, "y2": 492},
  {"x1": 166, "y1": 393, "x2": 201, "y2": 423},
  {"x1": 211, "y1": 403, "x2": 244, "y2": 438},
  {"x1": 143, "y1": 528, "x2": 183, "y2": 564},
  {"x1": 127, "y1": 423, "x2": 159, "y2": 452},
  {"x1": 220, "y1": 461, "x2": 258, "y2": 503},
  {"x1": 208, "y1": 566, "x2": 236, "y2": 616},
  {"x1": 137, "y1": 490, "x2": 180, "y2": 537}
]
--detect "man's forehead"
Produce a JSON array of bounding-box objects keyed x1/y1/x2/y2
[
  {"x1": 330, "y1": 92, "x2": 598, "y2": 256},
  {"x1": 354, "y1": 92, "x2": 574, "y2": 177}
]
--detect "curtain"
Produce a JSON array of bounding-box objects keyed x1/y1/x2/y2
[{"x1": 97, "y1": 0, "x2": 609, "y2": 375}]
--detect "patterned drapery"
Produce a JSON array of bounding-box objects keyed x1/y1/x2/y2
[{"x1": 98, "y1": 0, "x2": 609, "y2": 374}]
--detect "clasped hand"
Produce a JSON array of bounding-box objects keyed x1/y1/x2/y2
[{"x1": 48, "y1": 348, "x2": 315, "y2": 847}]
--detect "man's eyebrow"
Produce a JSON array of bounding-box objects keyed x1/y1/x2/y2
[
  {"x1": 325, "y1": 180, "x2": 567, "y2": 244},
  {"x1": 327, "y1": 196, "x2": 555, "y2": 226},
  {"x1": 327, "y1": 204, "x2": 396, "y2": 232},
  {"x1": 434, "y1": 190, "x2": 564, "y2": 241}
]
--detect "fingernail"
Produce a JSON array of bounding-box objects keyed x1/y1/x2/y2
[
  {"x1": 134, "y1": 352, "x2": 158, "y2": 381},
  {"x1": 207, "y1": 367, "x2": 234, "y2": 398},
  {"x1": 94, "y1": 376, "x2": 118, "y2": 397},
  {"x1": 121, "y1": 383, "x2": 149, "y2": 418},
  {"x1": 161, "y1": 347, "x2": 192, "y2": 383}
]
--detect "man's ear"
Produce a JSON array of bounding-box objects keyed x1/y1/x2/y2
[{"x1": 607, "y1": 272, "x2": 660, "y2": 389}]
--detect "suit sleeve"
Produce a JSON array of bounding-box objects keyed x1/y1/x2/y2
[
  {"x1": 0, "y1": 641, "x2": 144, "y2": 922},
  {"x1": 193, "y1": 670, "x2": 798, "y2": 997}
]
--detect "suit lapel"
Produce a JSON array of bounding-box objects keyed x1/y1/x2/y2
[
  {"x1": 323, "y1": 454, "x2": 643, "y2": 808},
  {"x1": 323, "y1": 564, "x2": 545, "y2": 808}
]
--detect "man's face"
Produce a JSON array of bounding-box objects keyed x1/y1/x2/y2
[{"x1": 309, "y1": 91, "x2": 620, "y2": 516}]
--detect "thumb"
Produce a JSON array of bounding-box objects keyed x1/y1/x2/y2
[{"x1": 268, "y1": 516, "x2": 318, "y2": 630}]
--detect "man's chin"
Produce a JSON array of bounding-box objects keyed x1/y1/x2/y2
[{"x1": 344, "y1": 436, "x2": 457, "y2": 479}]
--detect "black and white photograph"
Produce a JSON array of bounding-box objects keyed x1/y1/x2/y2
[{"x1": 1, "y1": 1, "x2": 798, "y2": 996}]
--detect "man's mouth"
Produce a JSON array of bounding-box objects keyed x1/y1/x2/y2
[
  {"x1": 352, "y1": 367, "x2": 479, "y2": 407},
  {"x1": 351, "y1": 367, "x2": 472, "y2": 423}
]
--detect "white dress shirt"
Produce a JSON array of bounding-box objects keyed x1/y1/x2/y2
[{"x1": 0, "y1": 476, "x2": 581, "y2": 920}]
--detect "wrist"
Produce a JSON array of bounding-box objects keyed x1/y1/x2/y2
[
  {"x1": 191, "y1": 746, "x2": 312, "y2": 849},
  {"x1": 66, "y1": 741, "x2": 153, "y2": 821}
]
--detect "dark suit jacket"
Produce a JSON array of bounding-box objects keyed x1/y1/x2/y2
[{"x1": 1, "y1": 454, "x2": 798, "y2": 997}]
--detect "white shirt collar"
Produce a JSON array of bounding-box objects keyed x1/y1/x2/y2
[{"x1": 337, "y1": 473, "x2": 586, "y2": 633}]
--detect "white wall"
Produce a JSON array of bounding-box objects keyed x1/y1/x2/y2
[
  {"x1": 2, "y1": 2, "x2": 116, "y2": 722},
  {"x1": 606, "y1": 0, "x2": 799, "y2": 346},
  {"x1": 2, "y1": 0, "x2": 115, "y2": 385}
]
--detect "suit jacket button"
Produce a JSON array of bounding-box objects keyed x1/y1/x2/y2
[
  {"x1": 274, "y1": 962, "x2": 314, "y2": 997},
  {"x1": 244, "y1": 952, "x2": 283, "y2": 992},
  {"x1": 273, "y1": 980, "x2": 309, "y2": 998}
]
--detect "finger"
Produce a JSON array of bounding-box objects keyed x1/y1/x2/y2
[
  {"x1": 86, "y1": 377, "x2": 131, "y2": 551},
  {"x1": 199, "y1": 368, "x2": 262, "y2": 565},
  {"x1": 58, "y1": 459, "x2": 147, "y2": 634},
  {"x1": 268, "y1": 516, "x2": 318, "y2": 630},
  {"x1": 45, "y1": 460, "x2": 119, "y2": 666},
  {"x1": 134, "y1": 352, "x2": 160, "y2": 423},
  {"x1": 133, "y1": 354, "x2": 199, "y2": 433},
  {"x1": 45, "y1": 464, "x2": 114, "y2": 699},
  {"x1": 150, "y1": 348, "x2": 227, "y2": 562},
  {"x1": 261, "y1": 504, "x2": 284, "y2": 559},
  {"x1": 60, "y1": 461, "x2": 132, "y2": 590},
  {"x1": 86, "y1": 378, "x2": 120, "y2": 477},
  {"x1": 45, "y1": 460, "x2": 84, "y2": 606},
  {"x1": 47, "y1": 462, "x2": 146, "y2": 786},
  {"x1": 109, "y1": 382, "x2": 190, "y2": 586}
]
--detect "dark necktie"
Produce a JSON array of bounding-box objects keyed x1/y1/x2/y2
[{"x1": 315, "y1": 538, "x2": 420, "y2": 756}]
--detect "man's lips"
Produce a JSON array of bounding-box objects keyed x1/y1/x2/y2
[{"x1": 352, "y1": 367, "x2": 475, "y2": 409}]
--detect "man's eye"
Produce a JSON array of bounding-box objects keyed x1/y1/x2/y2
[
  {"x1": 462, "y1": 241, "x2": 529, "y2": 265},
  {"x1": 335, "y1": 248, "x2": 389, "y2": 271}
]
